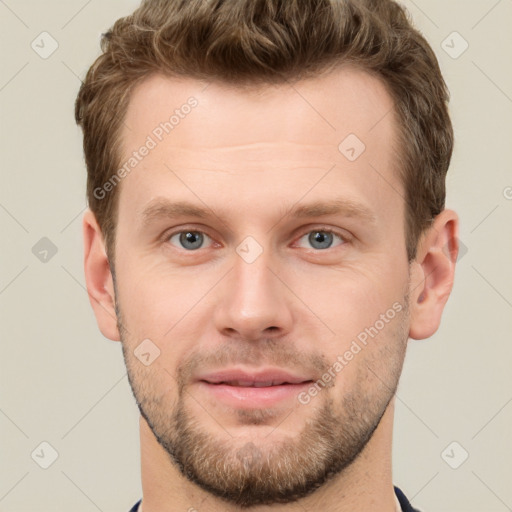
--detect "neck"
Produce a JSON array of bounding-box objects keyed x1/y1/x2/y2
[{"x1": 139, "y1": 398, "x2": 399, "y2": 512}]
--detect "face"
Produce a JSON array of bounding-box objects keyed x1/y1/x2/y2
[{"x1": 112, "y1": 68, "x2": 411, "y2": 507}]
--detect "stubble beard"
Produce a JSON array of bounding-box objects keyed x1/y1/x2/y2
[{"x1": 115, "y1": 286, "x2": 409, "y2": 508}]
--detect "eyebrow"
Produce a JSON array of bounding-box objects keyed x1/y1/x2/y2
[
  {"x1": 291, "y1": 199, "x2": 376, "y2": 223},
  {"x1": 140, "y1": 197, "x2": 376, "y2": 227}
]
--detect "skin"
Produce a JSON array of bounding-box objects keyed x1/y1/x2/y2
[{"x1": 83, "y1": 67, "x2": 459, "y2": 511}]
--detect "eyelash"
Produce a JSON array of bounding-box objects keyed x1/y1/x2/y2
[
  {"x1": 293, "y1": 228, "x2": 347, "y2": 250},
  {"x1": 162, "y1": 226, "x2": 349, "y2": 252}
]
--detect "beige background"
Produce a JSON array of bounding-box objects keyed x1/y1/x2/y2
[{"x1": 1, "y1": 1, "x2": 511, "y2": 511}]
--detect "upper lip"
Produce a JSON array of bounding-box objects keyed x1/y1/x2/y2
[{"x1": 197, "y1": 368, "x2": 314, "y2": 386}]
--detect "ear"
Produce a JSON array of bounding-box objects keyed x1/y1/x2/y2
[
  {"x1": 408, "y1": 209, "x2": 459, "y2": 340},
  {"x1": 83, "y1": 208, "x2": 121, "y2": 341}
]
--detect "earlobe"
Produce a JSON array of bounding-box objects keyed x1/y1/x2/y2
[
  {"x1": 83, "y1": 209, "x2": 121, "y2": 341},
  {"x1": 409, "y1": 209, "x2": 459, "y2": 340}
]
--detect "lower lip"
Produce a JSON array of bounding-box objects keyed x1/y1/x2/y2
[{"x1": 197, "y1": 381, "x2": 313, "y2": 408}]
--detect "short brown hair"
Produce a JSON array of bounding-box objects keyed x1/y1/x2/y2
[{"x1": 75, "y1": 0, "x2": 453, "y2": 262}]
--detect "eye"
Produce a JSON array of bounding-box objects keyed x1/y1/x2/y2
[
  {"x1": 295, "y1": 229, "x2": 346, "y2": 250},
  {"x1": 168, "y1": 230, "x2": 213, "y2": 251}
]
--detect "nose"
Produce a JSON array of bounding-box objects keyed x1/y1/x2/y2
[{"x1": 213, "y1": 245, "x2": 294, "y2": 342}]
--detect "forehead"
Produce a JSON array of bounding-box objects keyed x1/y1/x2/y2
[
  {"x1": 122, "y1": 67, "x2": 396, "y2": 154},
  {"x1": 116, "y1": 67, "x2": 402, "y2": 229}
]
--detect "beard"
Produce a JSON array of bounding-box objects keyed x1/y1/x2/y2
[{"x1": 115, "y1": 289, "x2": 409, "y2": 508}]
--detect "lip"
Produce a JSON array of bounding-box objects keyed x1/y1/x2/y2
[
  {"x1": 195, "y1": 367, "x2": 314, "y2": 408},
  {"x1": 197, "y1": 367, "x2": 313, "y2": 386}
]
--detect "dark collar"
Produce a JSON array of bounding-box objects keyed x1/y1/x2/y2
[{"x1": 395, "y1": 486, "x2": 421, "y2": 512}]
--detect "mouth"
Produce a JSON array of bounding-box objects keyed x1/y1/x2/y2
[
  {"x1": 195, "y1": 369, "x2": 315, "y2": 408},
  {"x1": 202, "y1": 380, "x2": 313, "y2": 387}
]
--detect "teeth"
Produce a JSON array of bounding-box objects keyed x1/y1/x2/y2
[{"x1": 253, "y1": 381, "x2": 276, "y2": 387}]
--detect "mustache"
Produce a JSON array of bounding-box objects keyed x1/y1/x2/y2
[{"x1": 174, "y1": 341, "x2": 330, "y2": 387}]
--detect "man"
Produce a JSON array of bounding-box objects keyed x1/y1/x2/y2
[{"x1": 76, "y1": 0, "x2": 459, "y2": 510}]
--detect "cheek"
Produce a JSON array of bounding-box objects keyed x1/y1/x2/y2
[
  {"x1": 320, "y1": 298, "x2": 408, "y2": 399},
  {"x1": 115, "y1": 260, "x2": 218, "y2": 341},
  {"x1": 294, "y1": 259, "x2": 407, "y2": 336}
]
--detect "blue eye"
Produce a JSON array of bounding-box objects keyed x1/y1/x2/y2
[
  {"x1": 297, "y1": 230, "x2": 345, "y2": 250},
  {"x1": 166, "y1": 228, "x2": 346, "y2": 252},
  {"x1": 168, "y1": 231, "x2": 212, "y2": 250}
]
